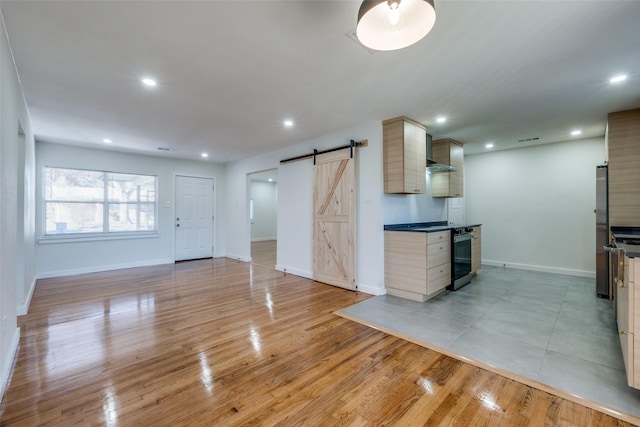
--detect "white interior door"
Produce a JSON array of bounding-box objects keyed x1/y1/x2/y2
[{"x1": 175, "y1": 176, "x2": 214, "y2": 261}]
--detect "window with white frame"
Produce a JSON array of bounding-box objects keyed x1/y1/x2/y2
[{"x1": 44, "y1": 167, "x2": 157, "y2": 236}]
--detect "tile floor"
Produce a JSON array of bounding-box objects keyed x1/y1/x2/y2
[{"x1": 337, "y1": 266, "x2": 640, "y2": 419}]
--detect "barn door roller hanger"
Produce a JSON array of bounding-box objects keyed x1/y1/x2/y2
[{"x1": 280, "y1": 139, "x2": 368, "y2": 165}]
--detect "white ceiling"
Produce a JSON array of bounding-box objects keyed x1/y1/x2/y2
[{"x1": 1, "y1": 1, "x2": 639, "y2": 163}]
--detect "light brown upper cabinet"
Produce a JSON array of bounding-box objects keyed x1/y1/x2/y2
[
  {"x1": 608, "y1": 108, "x2": 640, "y2": 227},
  {"x1": 431, "y1": 138, "x2": 464, "y2": 198},
  {"x1": 383, "y1": 116, "x2": 427, "y2": 194}
]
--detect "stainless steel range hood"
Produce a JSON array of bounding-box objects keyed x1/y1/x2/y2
[{"x1": 426, "y1": 133, "x2": 454, "y2": 173}]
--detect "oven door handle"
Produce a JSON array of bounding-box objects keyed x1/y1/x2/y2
[{"x1": 454, "y1": 234, "x2": 472, "y2": 243}]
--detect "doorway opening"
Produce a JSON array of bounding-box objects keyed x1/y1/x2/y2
[{"x1": 248, "y1": 169, "x2": 277, "y2": 268}]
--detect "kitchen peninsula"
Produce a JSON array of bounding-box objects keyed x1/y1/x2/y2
[
  {"x1": 384, "y1": 221, "x2": 482, "y2": 302},
  {"x1": 611, "y1": 227, "x2": 640, "y2": 390}
]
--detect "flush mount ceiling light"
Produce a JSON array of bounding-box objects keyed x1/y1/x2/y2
[
  {"x1": 141, "y1": 77, "x2": 157, "y2": 87},
  {"x1": 571, "y1": 129, "x2": 582, "y2": 136},
  {"x1": 103, "y1": 138, "x2": 112, "y2": 144},
  {"x1": 356, "y1": 0, "x2": 436, "y2": 51},
  {"x1": 283, "y1": 119, "x2": 294, "y2": 127},
  {"x1": 610, "y1": 74, "x2": 627, "y2": 84},
  {"x1": 201, "y1": 152, "x2": 209, "y2": 158},
  {"x1": 485, "y1": 143, "x2": 494, "y2": 149},
  {"x1": 436, "y1": 116, "x2": 446, "y2": 123}
]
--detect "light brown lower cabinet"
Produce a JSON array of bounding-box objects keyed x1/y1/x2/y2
[
  {"x1": 617, "y1": 253, "x2": 639, "y2": 389},
  {"x1": 471, "y1": 226, "x2": 482, "y2": 274},
  {"x1": 384, "y1": 230, "x2": 451, "y2": 302}
]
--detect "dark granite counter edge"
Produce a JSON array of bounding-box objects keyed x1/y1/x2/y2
[
  {"x1": 384, "y1": 221, "x2": 447, "y2": 230},
  {"x1": 384, "y1": 222, "x2": 482, "y2": 232},
  {"x1": 611, "y1": 226, "x2": 640, "y2": 235}
]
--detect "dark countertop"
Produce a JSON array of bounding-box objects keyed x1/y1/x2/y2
[
  {"x1": 611, "y1": 226, "x2": 640, "y2": 258},
  {"x1": 384, "y1": 221, "x2": 482, "y2": 233}
]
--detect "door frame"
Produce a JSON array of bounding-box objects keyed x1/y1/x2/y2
[
  {"x1": 173, "y1": 173, "x2": 216, "y2": 261},
  {"x1": 246, "y1": 168, "x2": 278, "y2": 262}
]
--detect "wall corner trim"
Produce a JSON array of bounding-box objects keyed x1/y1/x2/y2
[
  {"x1": 16, "y1": 277, "x2": 37, "y2": 316},
  {"x1": 0, "y1": 328, "x2": 20, "y2": 399}
]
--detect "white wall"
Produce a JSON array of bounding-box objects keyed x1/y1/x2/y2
[
  {"x1": 250, "y1": 181, "x2": 277, "y2": 241},
  {"x1": 35, "y1": 142, "x2": 227, "y2": 278},
  {"x1": 1, "y1": 12, "x2": 36, "y2": 397},
  {"x1": 381, "y1": 173, "x2": 447, "y2": 224},
  {"x1": 465, "y1": 137, "x2": 605, "y2": 277}
]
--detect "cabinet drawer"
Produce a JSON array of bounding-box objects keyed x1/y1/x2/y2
[
  {"x1": 384, "y1": 262, "x2": 427, "y2": 295},
  {"x1": 427, "y1": 231, "x2": 450, "y2": 244},
  {"x1": 617, "y1": 275, "x2": 633, "y2": 334},
  {"x1": 427, "y1": 262, "x2": 451, "y2": 295},
  {"x1": 620, "y1": 330, "x2": 635, "y2": 387},
  {"x1": 427, "y1": 240, "x2": 450, "y2": 267}
]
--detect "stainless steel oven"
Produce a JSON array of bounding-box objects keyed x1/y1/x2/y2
[{"x1": 449, "y1": 227, "x2": 473, "y2": 290}]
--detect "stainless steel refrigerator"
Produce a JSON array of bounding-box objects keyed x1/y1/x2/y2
[{"x1": 596, "y1": 165, "x2": 609, "y2": 298}]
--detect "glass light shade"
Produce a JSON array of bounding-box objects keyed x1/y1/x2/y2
[{"x1": 356, "y1": 0, "x2": 436, "y2": 51}]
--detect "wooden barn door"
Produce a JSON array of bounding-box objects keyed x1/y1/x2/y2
[{"x1": 313, "y1": 149, "x2": 356, "y2": 290}]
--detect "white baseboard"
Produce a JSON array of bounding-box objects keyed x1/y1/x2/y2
[
  {"x1": 225, "y1": 253, "x2": 252, "y2": 262},
  {"x1": 273, "y1": 266, "x2": 385, "y2": 296},
  {"x1": 1, "y1": 327, "x2": 20, "y2": 399},
  {"x1": 275, "y1": 265, "x2": 312, "y2": 279},
  {"x1": 356, "y1": 283, "x2": 385, "y2": 296},
  {"x1": 16, "y1": 277, "x2": 37, "y2": 316},
  {"x1": 482, "y1": 260, "x2": 595, "y2": 278},
  {"x1": 250, "y1": 237, "x2": 276, "y2": 242},
  {"x1": 36, "y1": 258, "x2": 174, "y2": 280}
]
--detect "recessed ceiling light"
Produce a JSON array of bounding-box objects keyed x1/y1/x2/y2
[
  {"x1": 485, "y1": 143, "x2": 494, "y2": 149},
  {"x1": 201, "y1": 153, "x2": 209, "y2": 158},
  {"x1": 436, "y1": 116, "x2": 447, "y2": 123},
  {"x1": 268, "y1": 178, "x2": 273, "y2": 182},
  {"x1": 103, "y1": 138, "x2": 112, "y2": 144},
  {"x1": 141, "y1": 77, "x2": 157, "y2": 87},
  {"x1": 283, "y1": 119, "x2": 294, "y2": 127},
  {"x1": 571, "y1": 130, "x2": 582, "y2": 136},
  {"x1": 610, "y1": 74, "x2": 627, "y2": 84}
]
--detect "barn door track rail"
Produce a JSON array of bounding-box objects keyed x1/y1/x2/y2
[{"x1": 280, "y1": 139, "x2": 368, "y2": 165}]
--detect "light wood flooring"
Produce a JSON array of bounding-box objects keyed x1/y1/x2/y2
[
  {"x1": 251, "y1": 240, "x2": 277, "y2": 269},
  {"x1": 0, "y1": 258, "x2": 635, "y2": 426}
]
